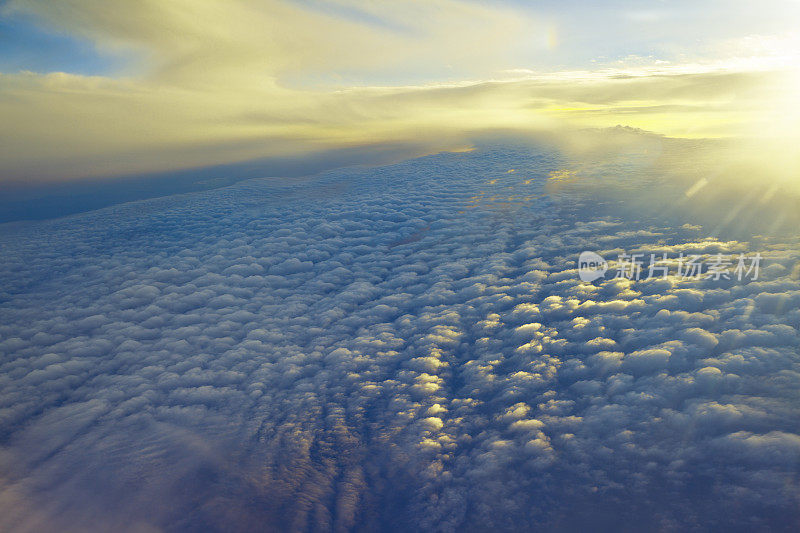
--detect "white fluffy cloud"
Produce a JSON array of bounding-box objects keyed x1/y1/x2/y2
[{"x1": 1, "y1": 139, "x2": 800, "y2": 531}]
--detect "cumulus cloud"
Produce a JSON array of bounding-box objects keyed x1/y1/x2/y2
[{"x1": 1, "y1": 143, "x2": 799, "y2": 530}]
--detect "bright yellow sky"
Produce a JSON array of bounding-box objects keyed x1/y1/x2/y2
[{"x1": 0, "y1": 0, "x2": 799, "y2": 182}]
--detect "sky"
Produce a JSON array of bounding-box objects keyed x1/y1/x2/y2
[
  {"x1": 3, "y1": 4, "x2": 800, "y2": 531},
  {"x1": 1, "y1": 0, "x2": 799, "y2": 182}
]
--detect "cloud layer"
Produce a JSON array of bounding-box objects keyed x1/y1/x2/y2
[{"x1": 1, "y1": 143, "x2": 799, "y2": 531}]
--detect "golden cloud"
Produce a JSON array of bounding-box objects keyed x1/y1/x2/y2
[{"x1": 0, "y1": 0, "x2": 796, "y2": 182}]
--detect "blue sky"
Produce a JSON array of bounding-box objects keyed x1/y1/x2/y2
[{"x1": 0, "y1": 10, "x2": 120, "y2": 75}]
